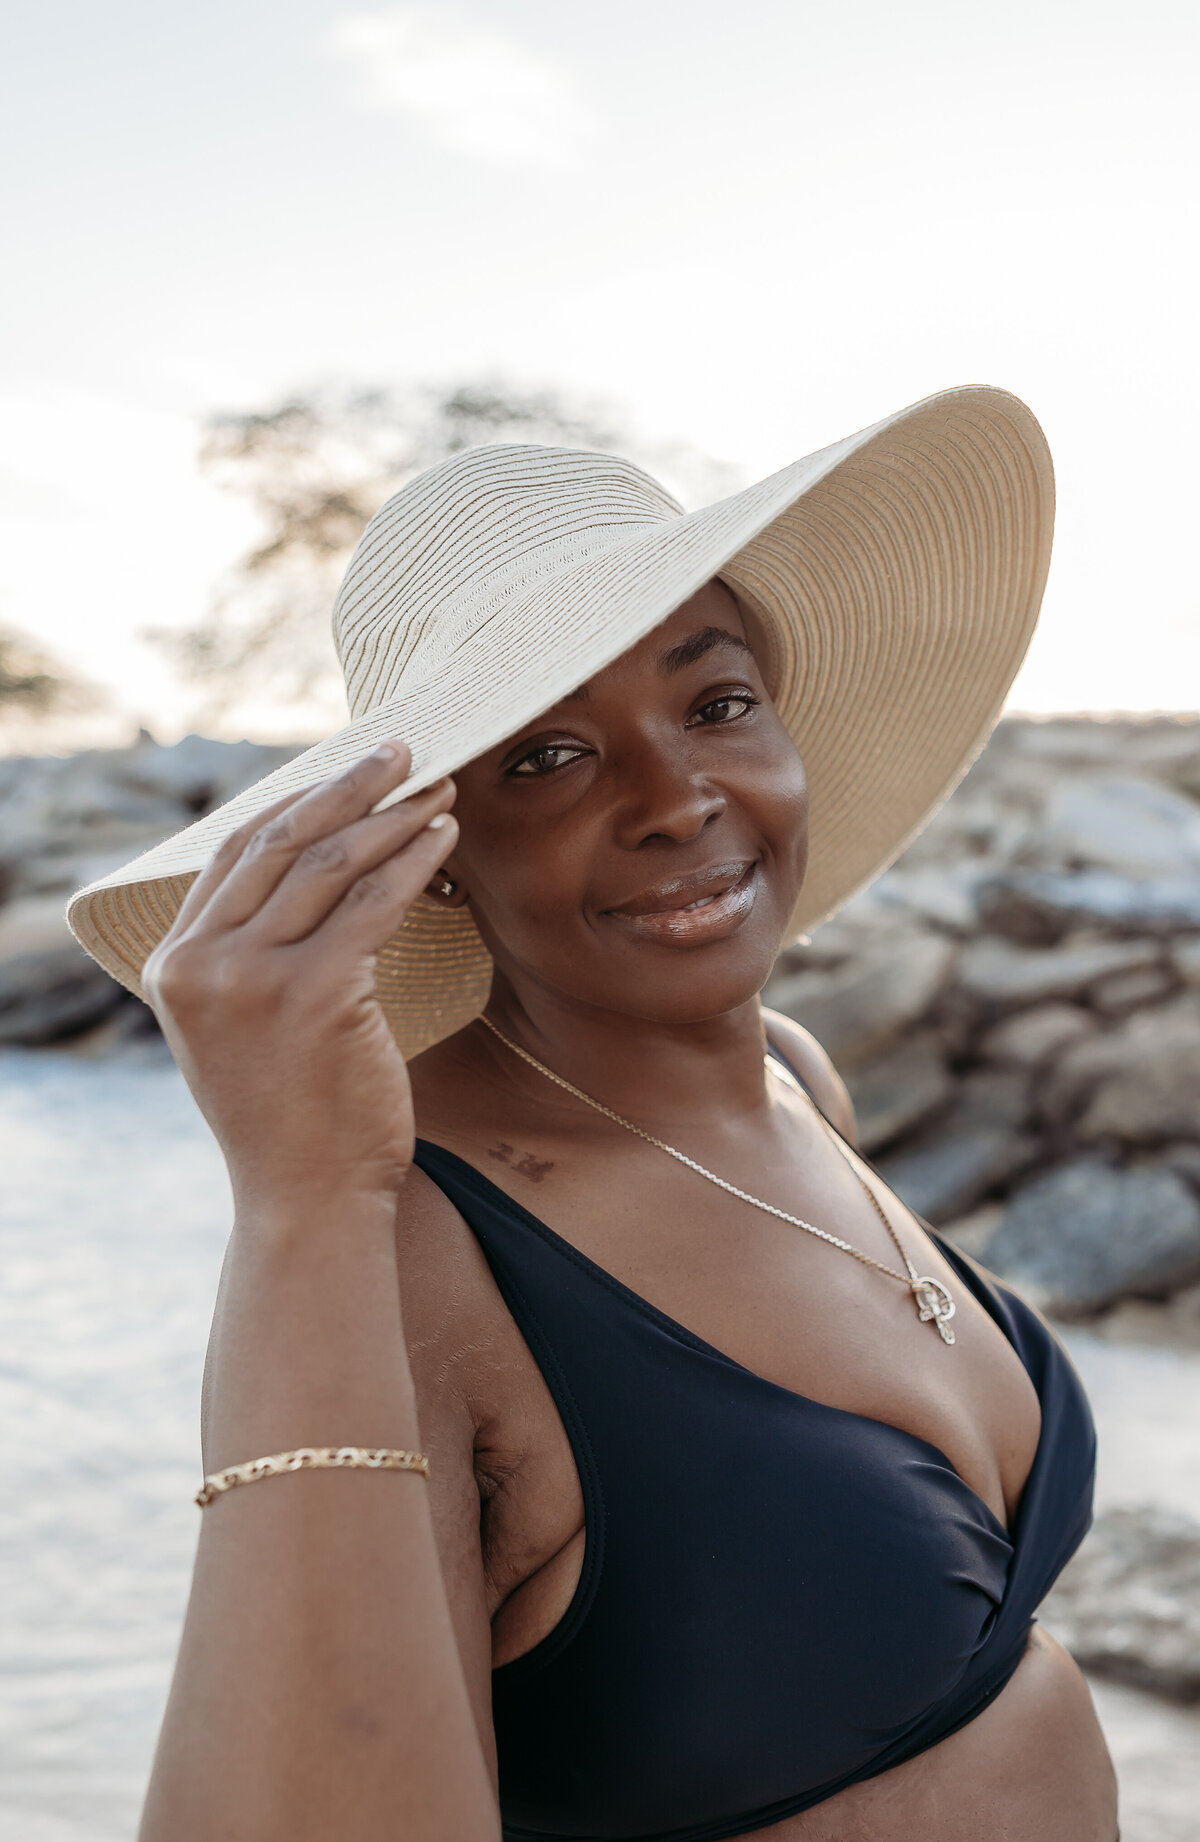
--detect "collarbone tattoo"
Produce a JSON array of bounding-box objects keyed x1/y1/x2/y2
[{"x1": 488, "y1": 1141, "x2": 555, "y2": 1184}]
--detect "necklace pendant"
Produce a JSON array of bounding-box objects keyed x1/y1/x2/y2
[{"x1": 911, "y1": 1277, "x2": 956, "y2": 1345}]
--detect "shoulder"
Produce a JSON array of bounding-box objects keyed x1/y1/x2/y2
[
  {"x1": 393, "y1": 1158, "x2": 508, "y2": 1433},
  {"x1": 395, "y1": 1156, "x2": 501, "y2": 1366},
  {"x1": 761, "y1": 1006, "x2": 859, "y2": 1148}
]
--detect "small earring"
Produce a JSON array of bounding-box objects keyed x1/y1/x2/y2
[{"x1": 436, "y1": 876, "x2": 456, "y2": 898}]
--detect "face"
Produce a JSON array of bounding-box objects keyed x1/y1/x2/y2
[{"x1": 438, "y1": 581, "x2": 809, "y2": 1027}]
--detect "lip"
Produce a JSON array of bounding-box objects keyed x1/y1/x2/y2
[{"x1": 602, "y1": 860, "x2": 760, "y2": 946}]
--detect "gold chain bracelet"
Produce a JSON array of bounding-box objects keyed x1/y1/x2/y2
[{"x1": 195, "y1": 1446, "x2": 430, "y2": 1508}]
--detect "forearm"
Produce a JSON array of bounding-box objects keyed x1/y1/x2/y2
[{"x1": 141, "y1": 1188, "x2": 499, "y2": 1842}]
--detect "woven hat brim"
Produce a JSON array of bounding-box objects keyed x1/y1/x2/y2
[{"x1": 68, "y1": 384, "x2": 1052, "y2": 1056}]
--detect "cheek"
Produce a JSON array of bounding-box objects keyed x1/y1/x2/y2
[
  {"x1": 757, "y1": 746, "x2": 809, "y2": 859},
  {"x1": 452, "y1": 808, "x2": 595, "y2": 948}
]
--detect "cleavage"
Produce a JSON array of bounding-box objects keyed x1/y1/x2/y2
[{"x1": 465, "y1": 1126, "x2": 1040, "y2": 1539}]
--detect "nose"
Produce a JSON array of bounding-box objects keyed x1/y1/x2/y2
[{"x1": 611, "y1": 737, "x2": 726, "y2": 850}]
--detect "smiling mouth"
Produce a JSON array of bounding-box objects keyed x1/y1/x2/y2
[
  {"x1": 602, "y1": 860, "x2": 760, "y2": 944},
  {"x1": 604, "y1": 860, "x2": 755, "y2": 918}
]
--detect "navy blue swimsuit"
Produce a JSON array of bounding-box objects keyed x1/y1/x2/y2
[{"x1": 413, "y1": 1062, "x2": 1096, "y2": 1842}]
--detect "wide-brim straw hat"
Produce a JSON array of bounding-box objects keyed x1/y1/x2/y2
[{"x1": 68, "y1": 384, "x2": 1053, "y2": 1058}]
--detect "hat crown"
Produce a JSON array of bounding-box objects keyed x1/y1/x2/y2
[{"x1": 333, "y1": 442, "x2": 683, "y2": 716}]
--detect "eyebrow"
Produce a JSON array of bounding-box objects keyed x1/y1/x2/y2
[
  {"x1": 562, "y1": 626, "x2": 752, "y2": 703},
  {"x1": 656, "y1": 625, "x2": 753, "y2": 675}
]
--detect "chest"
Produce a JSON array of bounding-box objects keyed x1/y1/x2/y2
[
  {"x1": 415, "y1": 1129, "x2": 1061, "y2": 1841},
  {"x1": 490, "y1": 1118, "x2": 1035, "y2": 1489},
  {"x1": 423, "y1": 1102, "x2": 1042, "y2": 1640}
]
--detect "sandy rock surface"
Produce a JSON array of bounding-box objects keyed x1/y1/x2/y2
[{"x1": 1042, "y1": 1505, "x2": 1200, "y2": 1702}]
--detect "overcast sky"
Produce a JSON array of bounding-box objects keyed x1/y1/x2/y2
[{"x1": 3, "y1": 0, "x2": 1198, "y2": 743}]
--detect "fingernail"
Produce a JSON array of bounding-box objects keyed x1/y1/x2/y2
[
  {"x1": 426, "y1": 812, "x2": 453, "y2": 831},
  {"x1": 371, "y1": 741, "x2": 399, "y2": 761}
]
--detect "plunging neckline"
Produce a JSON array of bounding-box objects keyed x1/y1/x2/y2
[{"x1": 413, "y1": 1135, "x2": 1042, "y2": 1545}]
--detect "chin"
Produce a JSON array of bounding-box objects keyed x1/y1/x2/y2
[{"x1": 603, "y1": 934, "x2": 785, "y2": 1027}]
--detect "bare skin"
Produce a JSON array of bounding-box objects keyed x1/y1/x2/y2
[{"x1": 139, "y1": 582, "x2": 1118, "y2": 1841}]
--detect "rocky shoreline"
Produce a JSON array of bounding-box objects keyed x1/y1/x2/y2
[
  {"x1": 764, "y1": 715, "x2": 1200, "y2": 1329},
  {"x1": 0, "y1": 734, "x2": 304, "y2": 1045},
  {"x1": 4, "y1": 714, "x2": 1200, "y2": 1700},
  {"x1": 7, "y1": 716, "x2": 1200, "y2": 1325},
  {"x1": 1042, "y1": 1504, "x2": 1200, "y2": 1703}
]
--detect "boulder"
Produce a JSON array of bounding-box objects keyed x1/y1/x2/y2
[
  {"x1": 1079, "y1": 1072, "x2": 1200, "y2": 1146},
  {"x1": 0, "y1": 751, "x2": 184, "y2": 865},
  {"x1": 776, "y1": 904, "x2": 895, "y2": 974},
  {"x1": 1090, "y1": 964, "x2": 1176, "y2": 1017},
  {"x1": 955, "y1": 934, "x2": 1162, "y2": 1011},
  {"x1": 1141, "y1": 1143, "x2": 1200, "y2": 1193},
  {"x1": 1066, "y1": 1003, "x2": 1200, "y2": 1145},
  {"x1": 938, "y1": 1202, "x2": 1006, "y2": 1259},
  {"x1": 977, "y1": 869, "x2": 1200, "y2": 944},
  {"x1": 1172, "y1": 937, "x2": 1200, "y2": 986},
  {"x1": 111, "y1": 733, "x2": 301, "y2": 808},
  {"x1": 885, "y1": 776, "x2": 1032, "y2": 870},
  {"x1": 1041, "y1": 1505, "x2": 1200, "y2": 1702},
  {"x1": 863, "y1": 864, "x2": 987, "y2": 933},
  {"x1": 1042, "y1": 776, "x2": 1200, "y2": 877},
  {"x1": 1091, "y1": 1282, "x2": 1200, "y2": 1346},
  {"x1": 875, "y1": 1070, "x2": 1038, "y2": 1225},
  {"x1": 1038, "y1": 998, "x2": 1200, "y2": 1131},
  {"x1": 765, "y1": 930, "x2": 955, "y2": 1066},
  {"x1": 1166, "y1": 1281, "x2": 1200, "y2": 1333},
  {"x1": 0, "y1": 895, "x2": 125, "y2": 1044},
  {"x1": 7, "y1": 844, "x2": 145, "y2": 901},
  {"x1": 979, "y1": 1159, "x2": 1200, "y2": 1316},
  {"x1": 1002, "y1": 717, "x2": 1135, "y2": 767},
  {"x1": 774, "y1": 915, "x2": 862, "y2": 975},
  {"x1": 1106, "y1": 720, "x2": 1200, "y2": 781},
  {"x1": 939, "y1": 1067, "x2": 1033, "y2": 1132},
  {"x1": 977, "y1": 1002, "x2": 1096, "y2": 1069},
  {"x1": 877, "y1": 1129, "x2": 1038, "y2": 1227},
  {"x1": 843, "y1": 1036, "x2": 953, "y2": 1155},
  {"x1": 0, "y1": 735, "x2": 304, "y2": 898}
]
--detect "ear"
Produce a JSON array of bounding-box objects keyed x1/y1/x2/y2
[{"x1": 424, "y1": 866, "x2": 471, "y2": 908}]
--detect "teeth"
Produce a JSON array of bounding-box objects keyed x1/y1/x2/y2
[{"x1": 610, "y1": 868, "x2": 751, "y2": 918}]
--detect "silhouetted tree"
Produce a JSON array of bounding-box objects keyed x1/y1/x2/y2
[
  {"x1": 155, "y1": 379, "x2": 739, "y2": 727},
  {"x1": 0, "y1": 627, "x2": 86, "y2": 713}
]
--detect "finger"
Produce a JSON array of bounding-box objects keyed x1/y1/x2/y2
[
  {"x1": 315, "y1": 812, "x2": 461, "y2": 959},
  {"x1": 168, "y1": 744, "x2": 411, "y2": 938},
  {"x1": 248, "y1": 777, "x2": 457, "y2": 943},
  {"x1": 170, "y1": 788, "x2": 313, "y2": 936},
  {"x1": 189, "y1": 741, "x2": 420, "y2": 934}
]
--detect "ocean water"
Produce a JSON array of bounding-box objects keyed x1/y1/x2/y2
[
  {"x1": 1, "y1": 1046, "x2": 1198, "y2": 1842},
  {"x1": 0, "y1": 1046, "x2": 228, "y2": 1842}
]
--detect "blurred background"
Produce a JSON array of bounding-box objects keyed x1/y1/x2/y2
[{"x1": 2, "y1": 3, "x2": 1200, "y2": 1838}]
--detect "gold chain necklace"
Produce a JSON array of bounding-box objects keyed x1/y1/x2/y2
[{"x1": 479, "y1": 1015, "x2": 956, "y2": 1345}]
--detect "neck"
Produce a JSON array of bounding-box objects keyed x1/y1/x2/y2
[{"x1": 476, "y1": 974, "x2": 773, "y2": 1129}]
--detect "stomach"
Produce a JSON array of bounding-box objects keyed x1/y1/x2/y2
[{"x1": 725, "y1": 1628, "x2": 1118, "y2": 1842}]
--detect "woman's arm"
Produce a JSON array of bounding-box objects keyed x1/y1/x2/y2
[{"x1": 138, "y1": 743, "x2": 500, "y2": 1842}]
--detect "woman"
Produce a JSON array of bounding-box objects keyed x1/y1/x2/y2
[{"x1": 70, "y1": 387, "x2": 1117, "y2": 1841}]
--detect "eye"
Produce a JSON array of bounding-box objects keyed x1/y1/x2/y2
[
  {"x1": 507, "y1": 741, "x2": 589, "y2": 777},
  {"x1": 690, "y1": 691, "x2": 759, "y2": 727}
]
